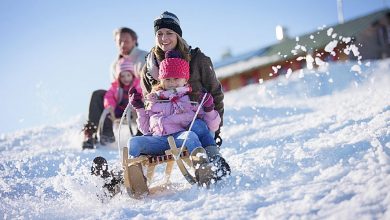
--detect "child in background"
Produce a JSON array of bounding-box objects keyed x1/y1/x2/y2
[
  {"x1": 104, "y1": 58, "x2": 142, "y2": 121},
  {"x1": 101, "y1": 57, "x2": 141, "y2": 145}
]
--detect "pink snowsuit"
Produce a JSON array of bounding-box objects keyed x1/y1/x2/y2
[
  {"x1": 136, "y1": 93, "x2": 221, "y2": 136},
  {"x1": 104, "y1": 78, "x2": 142, "y2": 110}
]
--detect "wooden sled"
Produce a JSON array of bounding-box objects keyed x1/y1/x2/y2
[{"x1": 122, "y1": 136, "x2": 213, "y2": 198}]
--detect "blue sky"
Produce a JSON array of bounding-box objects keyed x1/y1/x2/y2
[{"x1": 0, "y1": 0, "x2": 387, "y2": 133}]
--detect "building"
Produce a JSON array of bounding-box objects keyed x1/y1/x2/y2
[{"x1": 215, "y1": 9, "x2": 390, "y2": 91}]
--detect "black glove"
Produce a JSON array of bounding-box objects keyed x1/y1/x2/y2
[
  {"x1": 128, "y1": 87, "x2": 144, "y2": 109},
  {"x1": 214, "y1": 128, "x2": 222, "y2": 147}
]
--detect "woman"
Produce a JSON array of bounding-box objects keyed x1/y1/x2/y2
[
  {"x1": 140, "y1": 11, "x2": 229, "y2": 179},
  {"x1": 142, "y1": 12, "x2": 223, "y2": 120}
]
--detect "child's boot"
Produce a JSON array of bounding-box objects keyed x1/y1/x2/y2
[
  {"x1": 91, "y1": 156, "x2": 123, "y2": 197},
  {"x1": 205, "y1": 145, "x2": 231, "y2": 180},
  {"x1": 82, "y1": 121, "x2": 97, "y2": 149},
  {"x1": 191, "y1": 147, "x2": 214, "y2": 187}
]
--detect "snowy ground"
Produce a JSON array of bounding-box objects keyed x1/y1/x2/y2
[{"x1": 1, "y1": 59, "x2": 390, "y2": 219}]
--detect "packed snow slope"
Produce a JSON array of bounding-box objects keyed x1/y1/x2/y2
[{"x1": 1, "y1": 59, "x2": 390, "y2": 219}]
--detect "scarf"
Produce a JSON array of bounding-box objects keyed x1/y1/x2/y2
[
  {"x1": 146, "y1": 52, "x2": 160, "y2": 80},
  {"x1": 147, "y1": 85, "x2": 192, "y2": 114}
]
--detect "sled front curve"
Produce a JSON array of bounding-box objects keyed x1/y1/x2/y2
[
  {"x1": 166, "y1": 136, "x2": 197, "y2": 185},
  {"x1": 97, "y1": 107, "x2": 138, "y2": 141},
  {"x1": 122, "y1": 136, "x2": 196, "y2": 198}
]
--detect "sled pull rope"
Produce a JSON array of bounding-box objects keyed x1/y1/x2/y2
[{"x1": 174, "y1": 93, "x2": 207, "y2": 161}]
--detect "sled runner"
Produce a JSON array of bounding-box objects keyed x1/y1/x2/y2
[
  {"x1": 97, "y1": 107, "x2": 138, "y2": 140},
  {"x1": 121, "y1": 136, "x2": 214, "y2": 198}
]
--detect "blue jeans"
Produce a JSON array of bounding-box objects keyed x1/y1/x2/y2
[
  {"x1": 190, "y1": 119, "x2": 216, "y2": 147},
  {"x1": 128, "y1": 131, "x2": 201, "y2": 157}
]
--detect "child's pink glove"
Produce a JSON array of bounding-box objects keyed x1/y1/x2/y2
[{"x1": 202, "y1": 93, "x2": 215, "y2": 112}]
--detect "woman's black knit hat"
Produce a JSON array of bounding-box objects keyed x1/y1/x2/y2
[{"x1": 154, "y1": 11, "x2": 182, "y2": 37}]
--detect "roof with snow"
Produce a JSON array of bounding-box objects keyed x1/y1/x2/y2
[{"x1": 214, "y1": 9, "x2": 390, "y2": 79}]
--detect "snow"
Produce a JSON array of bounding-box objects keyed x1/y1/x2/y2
[
  {"x1": 1, "y1": 58, "x2": 390, "y2": 219},
  {"x1": 324, "y1": 40, "x2": 338, "y2": 55}
]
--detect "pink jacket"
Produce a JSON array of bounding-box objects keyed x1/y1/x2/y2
[
  {"x1": 104, "y1": 78, "x2": 141, "y2": 109},
  {"x1": 136, "y1": 94, "x2": 221, "y2": 136}
]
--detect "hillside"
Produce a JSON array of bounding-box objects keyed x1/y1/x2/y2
[{"x1": 1, "y1": 59, "x2": 390, "y2": 219}]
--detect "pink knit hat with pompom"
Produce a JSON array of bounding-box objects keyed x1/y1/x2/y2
[
  {"x1": 158, "y1": 50, "x2": 189, "y2": 80},
  {"x1": 116, "y1": 58, "x2": 134, "y2": 78}
]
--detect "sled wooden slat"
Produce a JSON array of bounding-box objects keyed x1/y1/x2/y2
[
  {"x1": 167, "y1": 136, "x2": 197, "y2": 185},
  {"x1": 122, "y1": 147, "x2": 131, "y2": 187},
  {"x1": 164, "y1": 161, "x2": 174, "y2": 183},
  {"x1": 146, "y1": 164, "x2": 156, "y2": 184},
  {"x1": 124, "y1": 150, "x2": 189, "y2": 167}
]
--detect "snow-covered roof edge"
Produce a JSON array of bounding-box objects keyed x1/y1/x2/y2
[{"x1": 215, "y1": 54, "x2": 280, "y2": 79}]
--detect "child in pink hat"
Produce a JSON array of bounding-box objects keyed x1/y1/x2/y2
[
  {"x1": 129, "y1": 50, "x2": 220, "y2": 141},
  {"x1": 127, "y1": 50, "x2": 221, "y2": 186},
  {"x1": 104, "y1": 58, "x2": 142, "y2": 122}
]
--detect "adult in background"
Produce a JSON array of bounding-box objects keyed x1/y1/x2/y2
[
  {"x1": 140, "y1": 11, "x2": 230, "y2": 179},
  {"x1": 82, "y1": 27, "x2": 147, "y2": 149}
]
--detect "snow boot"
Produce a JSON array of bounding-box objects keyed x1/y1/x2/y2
[
  {"x1": 211, "y1": 155, "x2": 231, "y2": 180},
  {"x1": 91, "y1": 156, "x2": 123, "y2": 198},
  {"x1": 102, "y1": 171, "x2": 123, "y2": 198},
  {"x1": 82, "y1": 121, "x2": 97, "y2": 149},
  {"x1": 191, "y1": 147, "x2": 214, "y2": 187},
  {"x1": 91, "y1": 156, "x2": 110, "y2": 178},
  {"x1": 205, "y1": 145, "x2": 231, "y2": 181}
]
